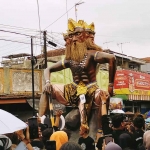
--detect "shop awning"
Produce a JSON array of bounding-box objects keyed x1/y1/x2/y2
[
  {"x1": 114, "y1": 94, "x2": 150, "y2": 101},
  {"x1": 128, "y1": 94, "x2": 150, "y2": 101}
]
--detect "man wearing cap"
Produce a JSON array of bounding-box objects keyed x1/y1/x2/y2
[{"x1": 39, "y1": 18, "x2": 116, "y2": 127}]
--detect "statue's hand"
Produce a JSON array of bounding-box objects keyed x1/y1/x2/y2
[
  {"x1": 108, "y1": 85, "x2": 114, "y2": 97},
  {"x1": 43, "y1": 82, "x2": 51, "y2": 94},
  {"x1": 100, "y1": 90, "x2": 109, "y2": 102},
  {"x1": 55, "y1": 110, "x2": 63, "y2": 117}
]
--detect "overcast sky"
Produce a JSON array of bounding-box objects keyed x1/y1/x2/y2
[{"x1": 0, "y1": 0, "x2": 150, "y2": 61}]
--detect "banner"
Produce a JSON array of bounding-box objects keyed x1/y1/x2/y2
[{"x1": 114, "y1": 70, "x2": 150, "y2": 96}]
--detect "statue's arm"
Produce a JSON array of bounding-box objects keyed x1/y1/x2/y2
[
  {"x1": 44, "y1": 59, "x2": 70, "y2": 82},
  {"x1": 94, "y1": 52, "x2": 116, "y2": 96}
]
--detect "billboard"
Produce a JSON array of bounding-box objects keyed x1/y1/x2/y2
[{"x1": 114, "y1": 70, "x2": 150, "y2": 96}]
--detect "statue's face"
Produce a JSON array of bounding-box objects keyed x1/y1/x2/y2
[
  {"x1": 70, "y1": 27, "x2": 85, "y2": 43},
  {"x1": 85, "y1": 30, "x2": 95, "y2": 43},
  {"x1": 64, "y1": 38, "x2": 71, "y2": 46}
]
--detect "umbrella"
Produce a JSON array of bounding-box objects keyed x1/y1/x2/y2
[
  {"x1": 0, "y1": 109, "x2": 28, "y2": 134},
  {"x1": 111, "y1": 109, "x2": 125, "y2": 114}
]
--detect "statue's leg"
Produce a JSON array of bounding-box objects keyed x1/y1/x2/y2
[
  {"x1": 39, "y1": 92, "x2": 48, "y2": 116},
  {"x1": 94, "y1": 89, "x2": 102, "y2": 129},
  {"x1": 94, "y1": 89, "x2": 103, "y2": 143},
  {"x1": 94, "y1": 89, "x2": 110, "y2": 143},
  {"x1": 52, "y1": 84, "x2": 69, "y2": 105},
  {"x1": 39, "y1": 84, "x2": 68, "y2": 117},
  {"x1": 78, "y1": 100, "x2": 87, "y2": 124}
]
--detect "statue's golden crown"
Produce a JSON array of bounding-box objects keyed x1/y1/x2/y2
[
  {"x1": 68, "y1": 18, "x2": 84, "y2": 32},
  {"x1": 68, "y1": 18, "x2": 95, "y2": 32},
  {"x1": 62, "y1": 33, "x2": 68, "y2": 39},
  {"x1": 84, "y1": 22, "x2": 95, "y2": 32}
]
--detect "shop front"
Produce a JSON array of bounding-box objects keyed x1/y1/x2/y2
[{"x1": 113, "y1": 69, "x2": 150, "y2": 114}]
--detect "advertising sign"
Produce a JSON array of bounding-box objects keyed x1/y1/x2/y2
[
  {"x1": 109, "y1": 97, "x2": 123, "y2": 110},
  {"x1": 114, "y1": 70, "x2": 150, "y2": 95}
]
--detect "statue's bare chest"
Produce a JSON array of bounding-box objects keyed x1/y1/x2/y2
[{"x1": 70, "y1": 54, "x2": 88, "y2": 74}]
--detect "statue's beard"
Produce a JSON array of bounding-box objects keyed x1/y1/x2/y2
[
  {"x1": 65, "y1": 38, "x2": 103, "y2": 62},
  {"x1": 85, "y1": 38, "x2": 103, "y2": 51},
  {"x1": 65, "y1": 42, "x2": 87, "y2": 62},
  {"x1": 65, "y1": 44, "x2": 71, "y2": 60}
]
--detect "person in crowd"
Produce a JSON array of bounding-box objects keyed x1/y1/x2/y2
[
  {"x1": 131, "y1": 115, "x2": 145, "y2": 149},
  {"x1": 105, "y1": 142, "x2": 122, "y2": 150},
  {"x1": 118, "y1": 133, "x2": 133, "y2": 150},
  {"x1": 139, "y1": 130, "x2": 150, "y2": 150},
  {"x1": 5, "y1": 132, "x2": 20, "y2": 149},
  {"x1": 78, "y1": 123, "x2": 95, "y2": 150},
  {"x1": 50, "y1": 131, "x2": 68, "y2": 150},
  {"x1": 41, "y1": 109, "x2": 71, "y2": 147},
  {"x1": 0, "y1": 135, "x2": 12, "y2": 150},
  {"x1": 145, "y1": 122, "x2": 150, "y2": 131},
  {"x1": 126, "y1": 124, "x2": 135, "y2": 134},
  {"x1": 111, "y1": 113, "x2": 132, "y2": 146},
  {"x1": 13, "y1": 117, "x2": 42, "y2": 150},
  {"x1": 60, "y1": 141, "x2": 82, "y2": 150},
  {"x1": 15, "y1": 126, "x2": 35, "y2": 150},
  {"x1": 29, "y1": 117, "x2": 44, "y2": 150},
  {"x1": 41, "y1": 128, "x2": 53, "y2": 147}
]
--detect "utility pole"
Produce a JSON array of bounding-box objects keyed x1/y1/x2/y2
[
  {"x1": 117, "y1": 42, "x2": 130, "y2": 69},
  {"x1": 43, "y1": 31, "x2": 47, "y2": 68},
  {"x1": 75, "y1": 1, "x2": 84, "y2": 21},
  {"x1": 31, "y1": 36, "x2": 35, "y2": 116}
]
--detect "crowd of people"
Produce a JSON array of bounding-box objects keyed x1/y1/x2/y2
[
  {"x1": 1, "y1": 92, "x2": 150, "y2": 150},
  {"x1": 95, "y1": 91, "x2": 150, "y2": 150}
]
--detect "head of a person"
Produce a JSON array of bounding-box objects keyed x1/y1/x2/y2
[
  {"x1": 118, "y1": 133, "x2": 132, "y2": 149},
  {"x1": 133, "y1": 115, "x2": 145, "y2": 129},
  {"x1": 79, "y1": 124, "x2": 89, "y2": 136},
  {"x1": 50, "y1": 131, "x2": 68, "y2": 150},
  {"x1": 146, "y1": 123, "x2": 150, "y2": 131},
  {"x1": 128, "y1": 124, "x2": 135, "y2": 134},
  {"x1": 60, "y1": 141, "x2": 82, "y2": 150},
  {"x1": 105, "y1": 142, "x2": 122, "y2": 150},
  {"x1": 0, "y1": 135, "x2": 12, "y2": 150},
  {"x1": 62, "y1": 128, "x2": 71, "y2": 140},
  {"x1": 42, "y1": 128, "x2": 53, "y2": 145},
  {"x1": 112, "y1": 114, "x2": 126, "y2": 129}
]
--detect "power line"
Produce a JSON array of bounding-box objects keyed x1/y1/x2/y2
[
  {"x1": 0, "y1": 38, "x2": 42, "y2": 46},
  {"x1": 0, "y1": 29, "x2": 33, "y2": 37},
  {"x1": 44, "y1": 0, "x2": 82, "y2": 29},
  {"x1": 0, "y1": 24, "x2": 39, "y2": 32}
]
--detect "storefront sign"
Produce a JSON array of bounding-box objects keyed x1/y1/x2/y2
[{"x1": 114, "y1": 70, "x2": 150, "y2": 96}]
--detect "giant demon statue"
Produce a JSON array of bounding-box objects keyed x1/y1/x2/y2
[{"x1": 39, "y1": 18, "x2": 116, "y2": 129}]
